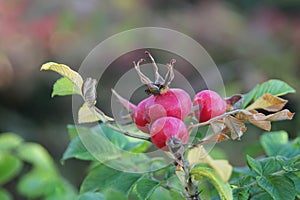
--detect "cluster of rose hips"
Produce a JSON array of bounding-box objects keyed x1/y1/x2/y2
[{"x1": 130, "y1": 52, "x2": 227, "y2": 151}]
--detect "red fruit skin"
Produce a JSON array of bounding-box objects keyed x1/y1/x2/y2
[
  {"x1": 134, "y1": 88, "x2": 192, "y2": 133},
  {"x1": 150, "y1": 117, "x2": 188, "y2": 150},
  {"x1": 193, "y1": 90, "x2": 226, "y2": 122},
  {"x1": 134, "y1": 96, "x2": 154, "y2": 133}
]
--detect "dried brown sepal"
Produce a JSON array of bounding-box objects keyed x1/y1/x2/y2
[
  {"x1": 133, "y1": 51, "x2": 176, "y2": 95},
  {"x1": 145, "y1": 51, "x2": 164, "y2": 84},
  {"x1": 246, "y1": 93, "x2": 287, "y2": 112}
]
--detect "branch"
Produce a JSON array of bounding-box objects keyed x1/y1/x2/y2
[
  {"x1": 104, "y1": 121, "x2": 151, "y2": 141},
  {"x1": 188, "y1": 109, "x2": 243, "y2": 130},
  {"x1": 93, "y1": 107, "x2": 151, "y2": 141}
]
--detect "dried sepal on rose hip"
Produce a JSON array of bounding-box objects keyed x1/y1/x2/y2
[
  {"x1": 150, "y1": 117, "x2": 188, "y2": 150},
  {"x1": 133, "y1": 52, "x2": 192, "y2": 133},
  {"x1": 193, "y1": 90, "x2": 226, "y2": 122}
]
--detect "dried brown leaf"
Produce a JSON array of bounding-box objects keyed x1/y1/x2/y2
[
  {"x1": 200, "y1": 133, "x2": 230, "y2": 144},
  {"x1": 225, "y1": 94, "x2": 243, "y2": 111},
  {"x1": 210, "y1": 120, "x2": 226, "y2": 135},
  {"x1": 246, "y1": 93, "x2": 287, "y2": 112},
  {"x1": 236, "y1": 110, "x2": 271, "y2": 131},
  {"x1": 82, "y1": 78, "x2": 97, "y2": 107},
  {"x1": 224, "y1": 116, "x2": 246, "y2": 140},
  {"x1": 265, "y1": 109, "x2": 294, "y2": 121},
  {"x1": 252, "y1": 109, "x2": 294, "y2": 121}
]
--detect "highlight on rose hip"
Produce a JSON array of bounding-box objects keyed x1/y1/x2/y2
[{"x1": 40, "y1": 51, "x2": 299, "y2": 200}]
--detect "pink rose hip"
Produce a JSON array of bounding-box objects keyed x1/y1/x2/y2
[
  {"x1": 133, "y1": 88, "x2": 192, "y2": 133},
  {"x1": 193, "y1": 90, "x2": 226, "y2": 122},
  {"x1": 150, "y1": 117, "x2": 189, "y2": 150},
  {"x1": 146, "y1": 88, "x2": 192, "y2": 122}
]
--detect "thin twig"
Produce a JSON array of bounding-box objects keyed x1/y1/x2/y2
[
  {"x1": 104, "y1": 121, "x2": 151, "y2": 141},
  {"x1": 188, "y1": 109, "x2": 243, "y2": 130}
]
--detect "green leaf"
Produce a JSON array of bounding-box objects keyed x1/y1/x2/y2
[
  {"x1": 62, "y1": 125, "x2": 96, "y2": 162},
  {"x1": 242, "y1": 85, "x2": 259, "y2": 108},
  {"x1": 67, "y1": 124, "x2": 79, "y2": 140},
  {"x1": 232, "y1": 187, "x2": 250, "y2": 200},
  {"x1": 135, "y1": 177, "x2": 160, "y2": 200},
  {"x1": 18, "y1": 169, "x2": 77, "y2": 200},
  {"x1": 103, "y1": 189, "x2": 127, "y2": 200},
  {"x1": 0, "y1": 188, "x2": 12, "y2": 200},
  {"x1": 242, "y1": 79, "x2": 295, "y2": 108},
  {"x1": 17, "y1": 143, "x2": 57, "y2": 173},
  {"x1": 52, "y1": 77, "x2": 81, "y2": 97},
  {"x1": 44, "y1": 177, "x2": 78, "y2": 200},
  {"x1": 246, "y1": 155, "x2": 262, "y2": 175},
  {"x1": 77, "y1": 192, "x2": 104, "y2": 200},
  {"x1": 251, "y1": 192, "x2": 272, "y2": 200},
  {"x1": 277, "y1": 138, "x2": 300, "y2": 158},
  {"x1": 62, "y1": 136, "x2": 95, "y2": 161},
  {"x1": 62, "y1": 124, "x2": 148, "y2": 161},
  {"x1": 260, "y1": 131, "x2": 289, "y2": 157},
  {"x1": 256, "y1": 175, "x2": 296, "y2": 200},
  {"x1": 0, "y1": 153, "x2": 22, "y2": 185},
  {"x1": 255, "y1": 79, "x2": 296, "y2": 99},
  {"x1": 260, "y1": 157, "x2": 282, "y2": 175},
  {"x1": 0, "y1": 133, "x2": 23, "y2": 151},
  {"x1": 190, "y1": 167, "x2": 233, "y2": 200},
  {"x1": 150, "y1": 187, "x2": 184, "y2": 200},
  {"x1": 63, "y1": 125, "x2": 164, "y2": 171},
  {"x1": 17, "y1": 169, "x2": 54, "y2": 198},
  {"x1": 80, "y1": 164, "x2": 142, "y2": 196},
  {"x1": 276, "y1": 155, "x2": 300, "y2": 172},
  {"x1": 129, "y1": 141, "x2": 151, "y2": 153},
  {"x1": 286, "y1": 172, "x2": 300, "y2": 197}
]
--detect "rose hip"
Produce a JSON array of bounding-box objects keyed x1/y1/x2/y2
[
  {"x1": 150, "y1": 117, "x2": 188, "y2": 150},
  {"x1": 133, "y1": 88, "x2": 192, "y2": 133},
  {"x1": 193, "y1": 90, "x2": 226, "y2": 122}
]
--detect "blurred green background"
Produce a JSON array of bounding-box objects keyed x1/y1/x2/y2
[{"x1": 0, "y1": 0, "x2": 299, "y2": 190}]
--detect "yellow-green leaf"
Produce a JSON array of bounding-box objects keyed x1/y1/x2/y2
[
  {"x1": 191, "y1": 167, "x2": 233, "y2": 200},
  {"x1": 41, "y1": 62, "x2": 83, "y2": 90},
  {"x1": 187, "y1": 145, "x2": 208, "y2": 166},
  {"x1": 187, "y1": 146, "x2": 232, "y2": 182},
  {"x1": 209, "y1": 159, "x2": 232, "y2": 182},
  {"x1": 246, "y1": 94, "x2": 287, "y2": 112},
  {"x1": 78, "y1": 103, "x2": 99, "y2": 124}
]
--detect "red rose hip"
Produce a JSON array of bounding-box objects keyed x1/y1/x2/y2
[
  {"x1": 133, "y1": 96, "x2": 154, "y2": 133},
  {"x1": 193, "y1": 90, "x2": 226, "y2": 122},
  {"x1": 150, "y1": 117, "x2": 189, "y2": 150},
  {"x1": 134, "y1": 88, "x2": 192, "y2": 133}
]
